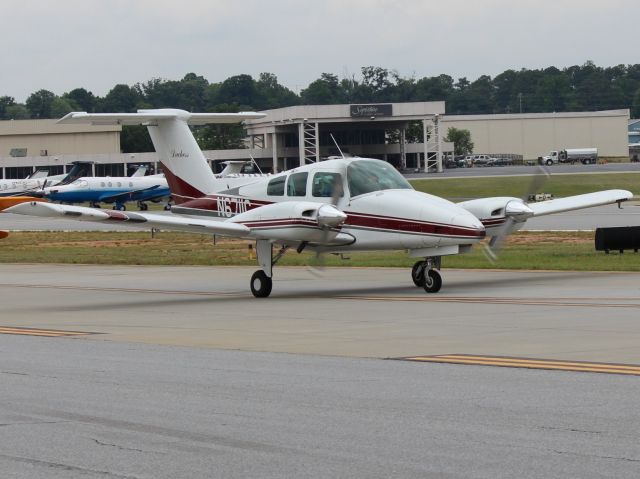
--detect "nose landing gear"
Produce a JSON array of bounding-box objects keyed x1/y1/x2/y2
[{"x1": 411, "y1": 257, "x2": 442, "y2": 293}]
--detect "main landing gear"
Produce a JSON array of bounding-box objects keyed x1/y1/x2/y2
[
  {"x1": 250, "y1": 239, "x2": 289, "y2": 298},
  {"x1": 137, "y1": 201, "x2": 149, "y2": 211},
  {"x1": 411, "y1": 257, "x2": 442, "y2": 293}
]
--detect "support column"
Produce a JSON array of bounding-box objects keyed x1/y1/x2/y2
[
  {"x1": 399, "y1": 127, "x2": 407, "y2": 170},
  {"x1": 422, "y1": 119, "x2": 428, "y2": 173},
  {"x1": 298, "y1": 123, "x2": 305, "y2": 167},
  {"x1": 271, "y1": 132, "x2": 278, "y2": 173}
]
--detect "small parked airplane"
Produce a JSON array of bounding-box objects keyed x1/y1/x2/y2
[
  {"x1": 0, "y1": 161, "x2": 92, "y2": 197},
  {"x1": 37, "y1": 172, "x2": 171, "y2": 211},
  {"x1": 6, "y1": 109, "x2": 633, "y2": 297}
]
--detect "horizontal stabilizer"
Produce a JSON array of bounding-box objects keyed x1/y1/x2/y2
[
  {"x1": 528, "y1": 189, "x2": 633, "y2": 217},
  {"x1": 58, "y1": 109, "x2": 265, "y2": 126}
]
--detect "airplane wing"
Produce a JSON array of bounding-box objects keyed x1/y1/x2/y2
[
  {"x1": 99, "y1": 185, "x2": 167, "y2": 203},
  {"x1": 527, "y1": 189, "x2": 633, "y2": 217},
  {"x1": 5, "y1": 202, "x2": 250, "y2": 237},
  {"x1": 5, "y1": 200, "x2": 354, "y2": 246}
]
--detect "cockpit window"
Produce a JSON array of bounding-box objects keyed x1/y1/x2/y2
[
  {"x1": 312, "y1": 172, "x2": 343, "y2": 198},
  {"x1": 287, "y1": 172, "x2": 308, "y2": 197},
  {"x1": 72, "y1": 179, "x2": 88, "y2": 187},
  {"x1": 347, "y1": 160, "x2": 412, "y2": 197}
]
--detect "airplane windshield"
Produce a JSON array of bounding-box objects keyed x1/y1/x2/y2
[{"x1": 347, "y1": 160, "x2": 412, "y2": 197}]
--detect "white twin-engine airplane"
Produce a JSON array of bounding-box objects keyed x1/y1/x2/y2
[{"x1": 6, "y1": 109, "x2": 633, "y2": 297}]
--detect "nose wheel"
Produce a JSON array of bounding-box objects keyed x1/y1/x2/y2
[
  {"x1": 411, "y1": 258, "x2": 442, "y2": 293},
  {"x1": 423, "y1": 269, "x2": 442, "y2": 293}
]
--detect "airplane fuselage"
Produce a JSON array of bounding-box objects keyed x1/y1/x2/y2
[
  {"x1": 42, "y1": 175, "x2": 170, "y2": 205},
  {"x1": 170, "y1": 158, "x2": 486, "y2": 252}
]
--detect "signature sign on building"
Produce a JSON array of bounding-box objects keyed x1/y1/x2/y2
[{"x1": 350, "y1": 104, "x2": 393, "y2": 118}]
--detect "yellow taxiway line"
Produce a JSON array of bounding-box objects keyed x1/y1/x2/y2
[
  {"x1": 0, "y1": 326, "x2": 94, "y2": 337},
  {"x1": 400, "y1": 354, "x2": 640, "y2": 376}
]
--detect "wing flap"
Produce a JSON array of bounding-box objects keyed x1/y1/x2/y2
[{"x1": 528, "y1": 189, "x2": 633, "y2": 217}]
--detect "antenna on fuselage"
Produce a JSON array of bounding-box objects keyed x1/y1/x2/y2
[
  {"x1": 248, "y1": 154, "x2": 264, "y2": 174},
  {"x1": 329, "y1": 134, "x2": 346, "y2": 159}
]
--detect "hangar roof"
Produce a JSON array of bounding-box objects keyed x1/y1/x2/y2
[
  {"x1": 245, "y1": 101, "x2": 445, "y2": 135},
  {"x1": 0, "y1": 119, "x2": 121, "y2": 136}
]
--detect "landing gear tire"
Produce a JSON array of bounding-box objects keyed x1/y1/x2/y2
[
  {"x1": 113, "y1": 204, "x2": 126, "y2": 211},
  {"x1": 411, "y1": 261, "x2": 425, "y2": 287},
  {"x1": 250, "y1": 270, "x2": 272, "y2": 298},
  {"x1": 423, "y1": 269, "x2": 442, "y2": 293},
  {"x1": 138, "y1": 202, "x2": 148, "y2": 211}
]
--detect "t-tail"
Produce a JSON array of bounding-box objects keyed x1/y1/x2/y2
[{"x1": 57, "y1": 109, "x2": 265, "y2": 204}]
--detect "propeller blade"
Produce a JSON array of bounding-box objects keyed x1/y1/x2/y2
[{"x1": 484, "y1": 167, "x2": 549, "y2": 262}]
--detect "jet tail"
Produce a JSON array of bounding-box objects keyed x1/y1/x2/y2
[{"x1": 58, "y1": 109, "x2": 265, "y2": 203}]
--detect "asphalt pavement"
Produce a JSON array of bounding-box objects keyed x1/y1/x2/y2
[{"x1": 1, "y1": 335, "x2": 639, "y2": 479}]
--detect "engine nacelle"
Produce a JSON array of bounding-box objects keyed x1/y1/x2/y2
[
  {"x1": 230, "y1": 201, "x2": 349, "y2": 245},
  {"x1": 457, "y1": 197, "x2": 533, "y2": 236}
]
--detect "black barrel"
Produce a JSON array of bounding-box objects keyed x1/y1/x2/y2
[{"x1": 595, "y1": 226, "x2": 640, "y2": 253}]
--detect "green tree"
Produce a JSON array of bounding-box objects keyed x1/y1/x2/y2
[
  {"x1": 50, "y1": 97, "x2": 77, "y2": 118},
  {"x1": 255, "y1": 72, "x2": 299, "y2": 109},
  {"x1": 64, "y1": 88, "x2": 96, "y2": 112},
  {"x1": 214, "y1": 74, "x2": 264, "y2": 109},
  {"x1": 100, "y1": 84, "x2": 140, "y2": 112},
  {"x1": 194, "y1": 104, "x2": 246, "y2": 150},
  {"x1": 300, "y1": 73, "x2": 342, "y2": 104},
  {"x1": 632, "y1": 87, "x2": 640, "y2": 118},
  {"x1": 0, "y1": 96, "x2": 16, "y2": 119},
  {"x1": 121, "y1": 125, "x2": 154, "y2": 153},
  {"x1": 4, "y1": 104, "x2": 29, "y2": 119},
  {"x1": 26, "y1": 89, "x2": 56, "y2": 118},
  {"x1": 445, "y1": 127, "x2": 473, "y2": 155}
]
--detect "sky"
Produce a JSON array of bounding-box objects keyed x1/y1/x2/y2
[{"x1": 1, "y1": 0, "x2": 636, "y2": 102}]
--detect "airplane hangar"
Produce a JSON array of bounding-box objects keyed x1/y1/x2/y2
[{"x1": 0, "y1": 103, "x2": 632, "y2": 178}]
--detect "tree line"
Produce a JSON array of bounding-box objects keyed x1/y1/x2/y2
[{"x1": 1, "y1": 62, "x2": 639, "y2": 152}]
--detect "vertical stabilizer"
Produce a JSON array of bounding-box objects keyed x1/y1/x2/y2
[{"x1": 57, "y1": 109, "x2": 265, "y2": 203}]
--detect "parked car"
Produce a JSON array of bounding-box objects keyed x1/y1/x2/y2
[
  {"x1": 472, "y1": 154, "x2": 497, "y2": 167},
  {"x1": 487, "y1": 157, "x2": 513, "y2": 167}
]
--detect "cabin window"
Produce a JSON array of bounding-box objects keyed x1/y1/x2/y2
[
  {"x1": 312, "y1": 172, "x2": 343, "y2": 198},
  {"x1": 129, "y1": 182, "x2": 133, "y2": 187},
  {"x1": 101, "y1": 182, "x2": 106, "y2": 187},
  {"x1": 287, "y1": 172, "x2": 308, "y2": 197},
  {"x1": 108, "y1": 182, "x2": 112, "y2": 187},
  {"x1": 117, "y1": 182, "x2": 122, "y2": 187},
  {"x1": 267, "y1": 176, "x2": 285, "y2": 196}
]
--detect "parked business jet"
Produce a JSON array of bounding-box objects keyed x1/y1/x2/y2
[
  {"x1": 37, "y1": 173, "x2": 171, "y2": 211},
  {"x1": 6, "y1": 109, "x2": 632, "y2": 297}
]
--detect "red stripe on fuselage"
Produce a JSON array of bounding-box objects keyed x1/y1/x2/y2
[
  {"x1": 173, "y1": 194, "x2": 484, "y2": 239},
  {"x1": 345, "y1": 212, "x2": 485, "y2": 239}
]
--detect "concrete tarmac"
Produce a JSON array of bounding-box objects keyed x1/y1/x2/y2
[
  {"x1": 2, "y1": 264, "x2": 640, "y2": 363},
  {"x1": 1, "y1": 335, "x2": 639, "y2": 479}
]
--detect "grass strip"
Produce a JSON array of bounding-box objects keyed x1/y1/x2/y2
[{"x1": 1, "y1": 231, "x2": 639, "y2": 272}]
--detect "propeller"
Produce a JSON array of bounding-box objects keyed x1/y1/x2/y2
[
  {"x1": 308, "y1": 178, "x2": 346, "y2": 274},
  {"x1": 483, "y1": 166, "x2": 550, "y2": 262}
]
